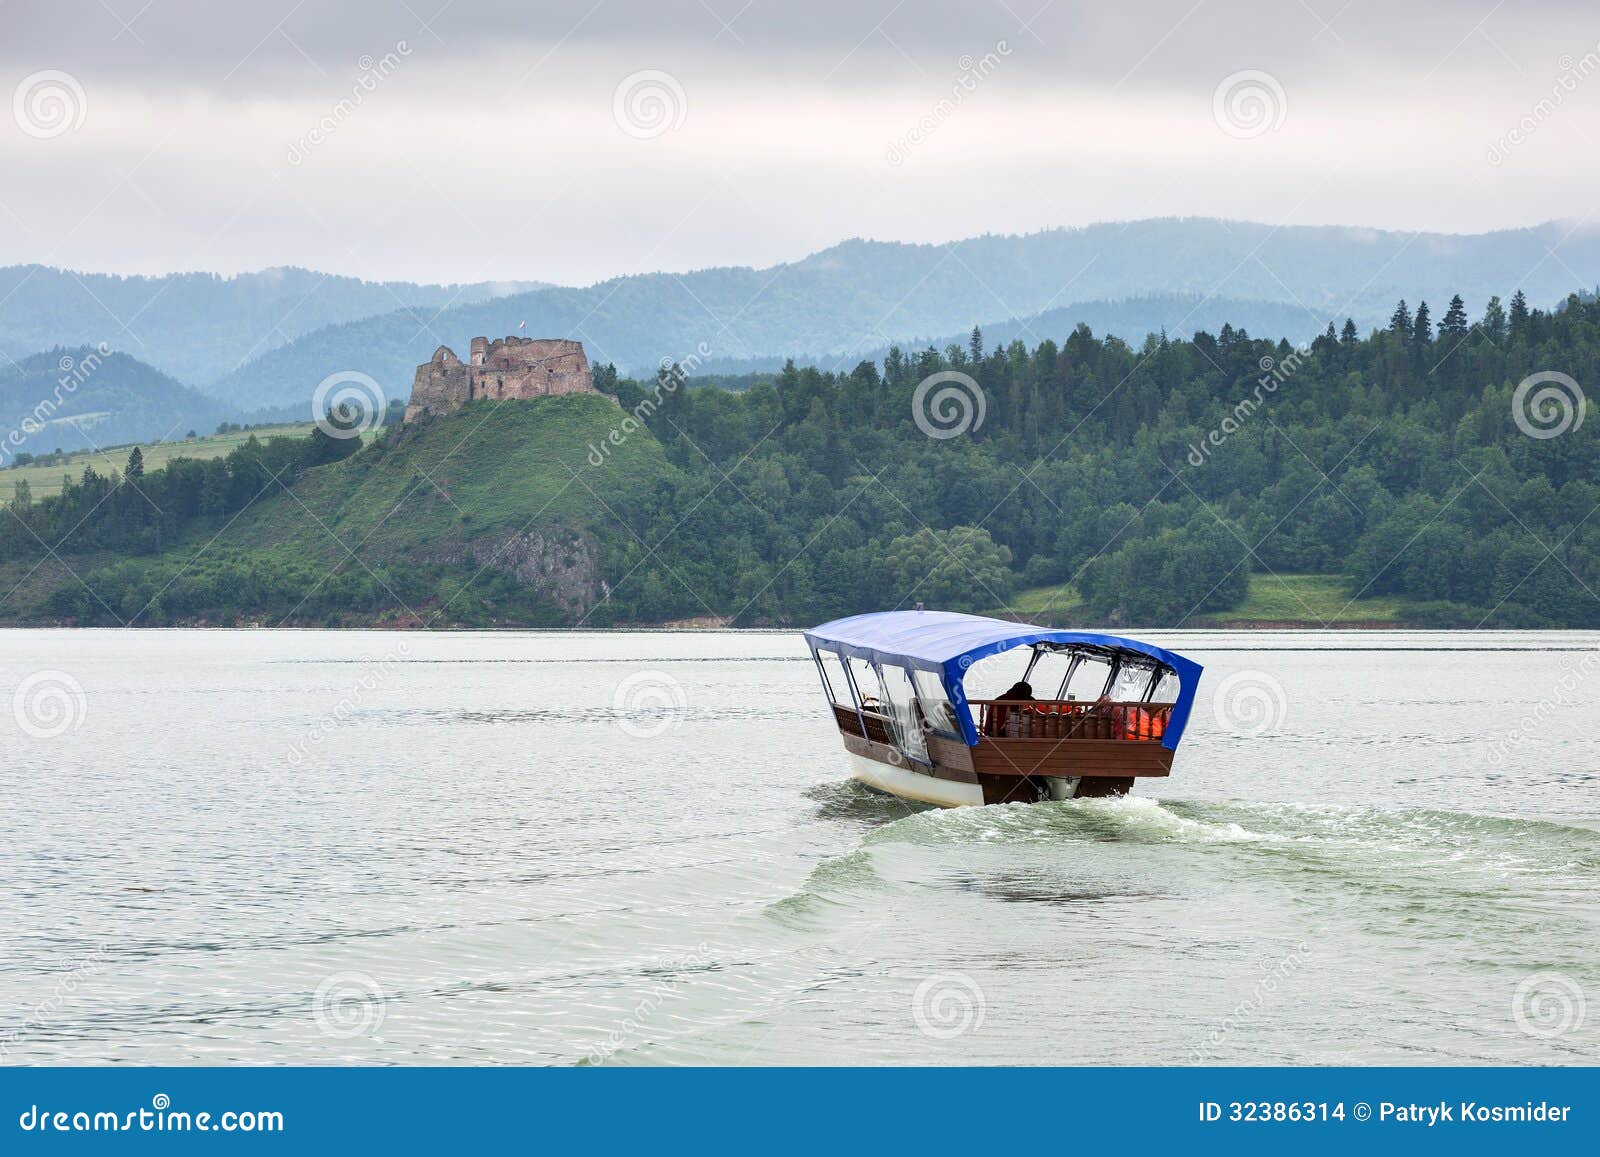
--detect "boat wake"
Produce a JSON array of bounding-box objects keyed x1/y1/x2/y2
[
  {"x1": 863, "y1": 795, "x2": 1277, "y2": 848},
  {"x1": 812, "y1": 784, "x2": 1600, "y2": 872}
]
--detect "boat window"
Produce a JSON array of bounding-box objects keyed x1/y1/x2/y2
[
  {"x1": 1149, "y1": 667, "x2": 1180, "y2": 704},
  {"x1": 1027, "y1": 648, "x2": 1075, "y2": 698},
  {"x1": 1064, "y1": 654, "x2": 1114, "y2": 700},
  {"x1": 911, "y1": 669, "x2": 961, "y2": 738},
  {"x1": 961, "y1": 644, "x2": 1034, "y2": 700},
  {"x1": 1107, "y1": 661, "x2": 1155, "y2": 702},
  {"x1": 814, "y1": 649, "x2": 856, "y2": 707},
  {"x1": 845, "y1": 656, "x2": 885, "y2": 709},
  {"x1": 877, "y1": 664, "x2": 930, "y2": 764}
]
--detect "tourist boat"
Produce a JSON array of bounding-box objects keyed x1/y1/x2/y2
[{"x1": 804, "y1": 610, "x2": 1203, "y2": 806}]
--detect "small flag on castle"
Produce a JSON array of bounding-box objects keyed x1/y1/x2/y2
[{"x1": 517, "y1": 320, "x2": 526, "y2": 330}]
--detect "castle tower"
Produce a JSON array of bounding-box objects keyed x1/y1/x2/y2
[{"x1": 470, "y1": 336, "x2": 488, "y2": 366}]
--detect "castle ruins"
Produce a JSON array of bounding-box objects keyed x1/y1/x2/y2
[{"x1": 404, "y1": 335, "x2": 598, "y2": 422}]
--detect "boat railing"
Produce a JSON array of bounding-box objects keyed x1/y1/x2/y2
[
  {"x1": 971, "y1": 699, "x2": 1173, "y2": 742},
  {"x1": 829, "y1": 701, "x2": 898, "y2": 745}
]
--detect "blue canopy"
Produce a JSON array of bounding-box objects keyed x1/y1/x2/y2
[{"x1": 804, "y1": 610, "x2": 1203, "y2": 749}]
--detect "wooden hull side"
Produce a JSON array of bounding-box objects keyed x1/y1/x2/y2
[
  {"x1": 828, "y1": 707, "x2": 1169, "y2": 807},
  {"x1": 970, "y1": 738, "x2": 1173, "y2": 779}
]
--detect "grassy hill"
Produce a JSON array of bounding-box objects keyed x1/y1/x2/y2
[
  {"x1": 0, "y1": 394, "x2": 681, "y2": 627},
  {"x1": 998, "y1": 574, "x2": 1412, "y2": 627},
  {"x1": 0, "y1": 421, "x2": 336, "y2": 498},
  {"x1": 220, "y1": 394, "x2": 670, "y2": 562}
]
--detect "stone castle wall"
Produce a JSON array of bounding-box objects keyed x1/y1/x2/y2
[{"x1": 405, "y1": 336, "x2": 596, "y2": 422}]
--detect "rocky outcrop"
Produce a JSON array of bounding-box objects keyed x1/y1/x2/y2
[
  {"x1": 468, "y1": 528, "x2": 600, "y2": 617},
  {"x1": 420, "y1": 526, "x2": 599, "y2": 618}
]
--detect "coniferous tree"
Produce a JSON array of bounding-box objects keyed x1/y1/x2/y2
[
  {"x1": 1509, "y1": 289, "x2": 1530, "y2": 335},
  {"x1": 1412, "y1": 301, "x2": 1432, "y2": 345},
  {"x1": 1340, "y1": 318, "x2": 1358, "y2": 344},
  {"x1": 969, "y1": 325, "x2": 983, "y2": 364},
  {"x1": 1389, "y1": 299, "x2": 1412, "y2": 334},
  {"x1": 1482, "y1": 296, "x2": 1506, "y2": 343},
  {"x1": 1439, "y1": 294, "x2": 1469, "y2": 339}
]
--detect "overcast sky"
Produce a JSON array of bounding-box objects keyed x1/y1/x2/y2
[{"x1": 2, "y1": 0, "x2": 1598, "y2": 284}]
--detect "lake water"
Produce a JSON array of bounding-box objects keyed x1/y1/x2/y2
[{"x1": 2, "y1": 629, "x2": 1596, "y2": 1065}]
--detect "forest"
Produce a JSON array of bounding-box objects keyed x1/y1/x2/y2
[{"x1": 3, "y1": 289, "x2": 1597, "y2": 628}]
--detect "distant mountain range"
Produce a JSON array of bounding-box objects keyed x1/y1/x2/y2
[
  {"x1": 700, "y1": 295, "x2": 1335, "y2": 377},
  {"x1": 0, "y1": 265, "x2": 545, "y2": 387},
  {"x1": 3, "y1": 218, "x2": 1598, "y2": 434},
  {"x1": 202, "y1": 218, "x2": 1600, "y2": 411}
]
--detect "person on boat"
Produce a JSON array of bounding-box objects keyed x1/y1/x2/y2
[
  {"x1": 1092, "y1": 695, "x2": 1165, "y2": 740},
  {"x1": 985, "y1": 680, "x2": 1034, "y2": 736}
]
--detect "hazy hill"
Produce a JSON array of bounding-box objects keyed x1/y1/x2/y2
[
  {"x1": 0, "y1": 265, "x2": 545, "y2": 386},
  {"x1": 207, "y1": 218, "x2": 1600, "y2": 410},
  {"x1": 700, "y1": 295, "x2": 1331, "y2": 376},
  {"x1": 0, "y1": 347, "x2": 225, "y2": 458}
]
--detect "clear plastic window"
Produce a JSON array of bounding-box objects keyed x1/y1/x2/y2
[
  {"x1": 878, "y1": 664, "x2": 929, "y2": 763},
  {"x1": 1150, "y1": 668, "x2": 1180, "y2": 704},
  {"x1": 912, "y1": 669, "x2": 961, "y2": 737},
  {"x1": 1107, "y1": 662, "x2": 1156, "y2": 702}
]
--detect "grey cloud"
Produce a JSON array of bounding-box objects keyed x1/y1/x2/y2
[{"x1": 6, "y1": 0, "x2": 1595, "y2": 91}]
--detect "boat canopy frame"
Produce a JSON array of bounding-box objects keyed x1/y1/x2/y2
[{"x1": 804, "y1": 610, "x2": 1203, "y2": 750}]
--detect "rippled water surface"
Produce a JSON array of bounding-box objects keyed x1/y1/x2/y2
[{"x1": 2, "y1": 629, "x2": 1597, "y2": 1065}]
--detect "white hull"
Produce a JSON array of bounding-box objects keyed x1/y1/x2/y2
[
  {"x1": 849, "y1": 753, "x2": 1084, "y2": 808},
  {"x1": 849, "y1": 753, "x2": 983, "y2": 808}
]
